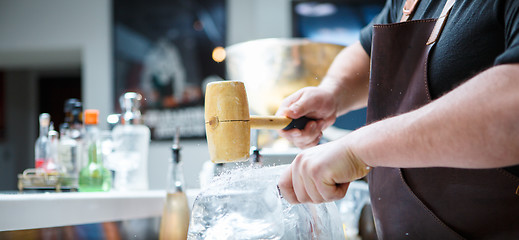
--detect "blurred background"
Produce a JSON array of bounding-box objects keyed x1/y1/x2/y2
[
  {"x1": 0, "y1": 0, "x2": 383, "y2": 191},
  {"x1": 0, "y1": 0, "x2": 386, "y2": 239}
]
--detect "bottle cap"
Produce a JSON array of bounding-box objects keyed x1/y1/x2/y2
[
  {"x1": 39, "y1": 113, "x2": 51, "y2": 127},
  {"x1": 120, "y1": 92, "x2": 142, "y2": 111},
  {"x1": 84, "y1": 109, "x2": 99, "y2": 125},
  {"x1": 119, "y1": 92, "x2": 143, "y2": 124}
]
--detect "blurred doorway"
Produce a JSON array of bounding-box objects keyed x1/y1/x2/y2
[{"x1": 0, "y1": 69, "x2": 81, "y2": 191}]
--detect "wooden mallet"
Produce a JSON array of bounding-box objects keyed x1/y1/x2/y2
[{"x1": 205, "y1": 80, "x2": 312, "y2": 163}]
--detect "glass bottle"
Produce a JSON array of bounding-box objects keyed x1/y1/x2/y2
[
  {"x1": 58, "y1": 99, "x2": 83, "y2": 186},
  {"x1": 111, "y1": 92, "x2": 150, "y2": 191},
  {"x1": 46, "y1": 122, "x2": 61, "y2": 173},
  {"x1": 35, "y1": 113, "x2": 51, "y2": 170},
  {"x1": 78, "y1": 109, "x2": 111, "y2": 192},
  {"x1": 59, "y1": 98, "x2": 79, "y2": 135},
  {"x1": 69, "y1": 101, "x2": 84, "y2": 139},
  {"x1": 58, "y1": 131, "x2": 80, "y2": 186},
  {"x1": 70, "y1": 101, "x2": 85, "y2": 168},
  {"x1": 159, "y1": 129, "x2": 190, "y2": 240}
]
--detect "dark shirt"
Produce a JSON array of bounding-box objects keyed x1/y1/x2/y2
[
  {"x1": 360, "y1": 0, "x2": 519, "y2": 176},
  {"x1": 360, "y1": 0, "x2": 519, "y2": 99}
]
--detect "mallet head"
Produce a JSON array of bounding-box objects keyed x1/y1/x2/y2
[{"x1": 205, "y1": 81, "x2": 251, "y2": 163}]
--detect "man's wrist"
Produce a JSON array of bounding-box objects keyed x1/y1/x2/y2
[
  {"x1": 318, "y1": 76, "x2": 344, "y2": 113},
  {"x1": 345, "y1": 147, "x2": 372, "y2": 180}
]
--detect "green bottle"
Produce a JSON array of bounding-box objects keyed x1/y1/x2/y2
[{"x1": 78, "y1": 109, "x2": 111, "y2": 192}]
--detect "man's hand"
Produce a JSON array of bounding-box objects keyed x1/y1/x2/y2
[
  {"x1": 275, "y1": 42, "x2": 371, "y2": 149},
  {"x1": 276, "y1": 86, "x2": 338, "y2": 149},
  {"x1": 278, "y1": 139, "x2": 371, "y2": 204}
]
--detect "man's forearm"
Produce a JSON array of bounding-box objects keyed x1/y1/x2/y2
[
  {"x1": 349, "y1": 63, "x2": 519, "y2": 169},
  {"x1": 319, "y1": 41, "x2": 371, "y2": 116}
]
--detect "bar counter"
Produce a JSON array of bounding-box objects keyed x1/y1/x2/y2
[{"x1": 0, "y1": 189, "x2": 199, "y2": 232}]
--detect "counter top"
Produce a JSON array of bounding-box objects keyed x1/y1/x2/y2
[{"x1": 0, "y1": 189, "x2": 199, "y2": 231}]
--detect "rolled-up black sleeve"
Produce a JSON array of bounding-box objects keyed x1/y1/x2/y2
[
  {"x1": 494, "y1": 0, "x2": 519, "y2": 65},
  {"x1": 359, "y1": 0, "x2": 398, "y2": 56}
]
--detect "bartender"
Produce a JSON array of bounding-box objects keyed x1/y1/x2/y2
[{"x1": 277, "y1": 0, "x2": 519, "y2": 238}]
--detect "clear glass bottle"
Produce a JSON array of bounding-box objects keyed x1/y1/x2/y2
[
  {"x1": 58, "y1": 132, "x2": 80, "y2": 186},
  {"x1": 58, "y1": 99, "x2": 83, "y2": 187},
  {"x1": 159, "y1": 129, "x2": 190, "y2": 240},
  {"x1": 70, "y1": 101, "x2": 85, "y2": 168},
  {"x1": 35, "y1": 113, "x2": 51, "y2": 170},
  {"x1": 78, "y1": 109, "x2": 111, "y2": 192},
  {"x1": 111, "y1": 92, "x2": 150, "y2": 191},
  {"x1": 46, "y1": 122, "x2": 61, "y2": 173}
]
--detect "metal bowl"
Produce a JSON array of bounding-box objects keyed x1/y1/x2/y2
[{"x1": 226, "y1": 38, "x2": 345, "y2": 115}]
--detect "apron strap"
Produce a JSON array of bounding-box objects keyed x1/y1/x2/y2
[
  {"x1": 400, "y1": 0, "x2": 420, "y2": 22},
  {"x1": 427, "y1": 0, "x2": 456, "y2": 45}
]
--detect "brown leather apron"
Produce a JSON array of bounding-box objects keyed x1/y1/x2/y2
[{"x1": 366, "y1": 0, "x2": 519, "y2": 239}]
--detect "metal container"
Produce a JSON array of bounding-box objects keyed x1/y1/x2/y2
[{"x1": 226, "y1": 38, "x2": 345, "y2": 115}]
